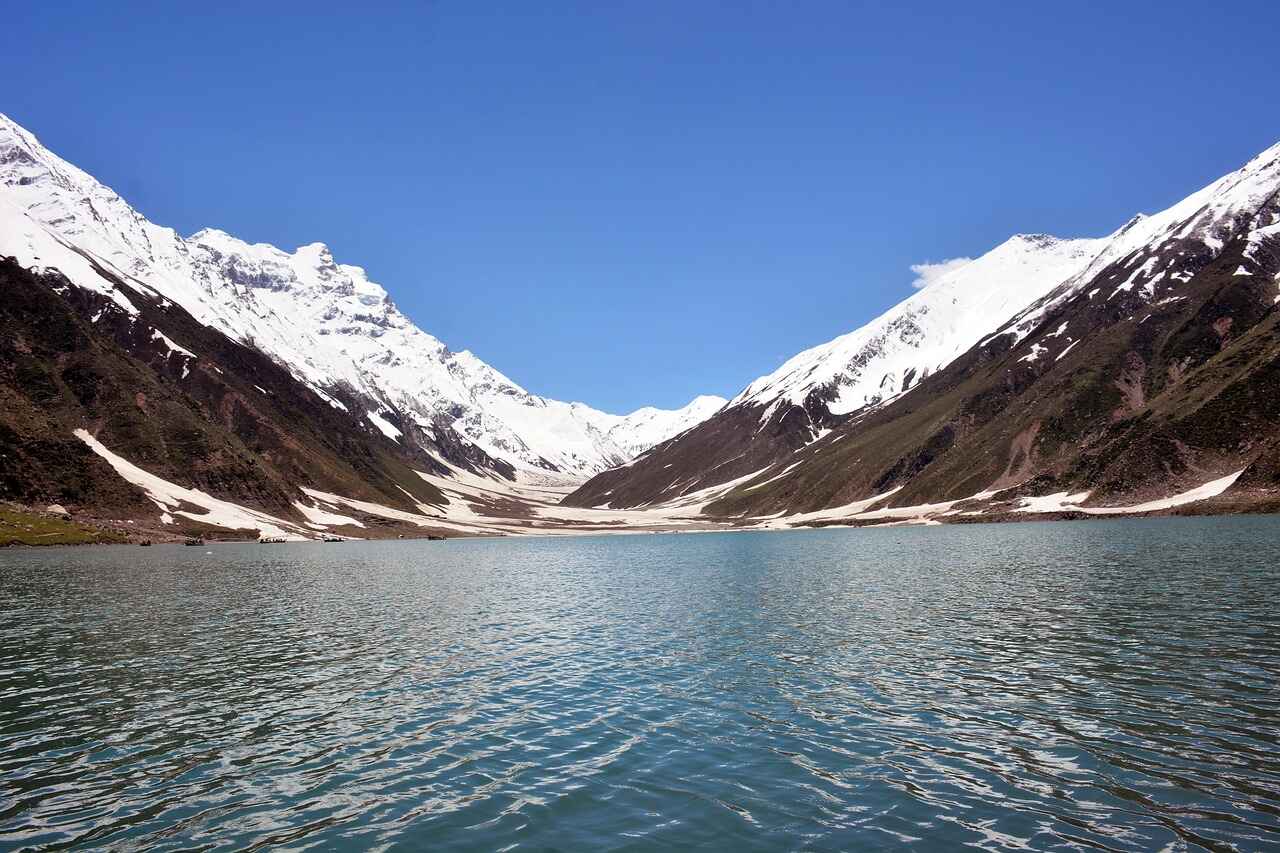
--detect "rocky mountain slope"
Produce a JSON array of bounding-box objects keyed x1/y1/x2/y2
[
  {"x1": 567, "y1": 141, "x2": 1280, "y2": 522},
  {"x1": 0, "y1": 251, "x2": 452, "y2": 540},
  {"x1": 0, "y1": 113, "x2": 723, "y2": 479}
]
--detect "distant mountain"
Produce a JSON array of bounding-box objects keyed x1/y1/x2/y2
[
  {"x1": 599, "y1": 395, "x2": 727, "y2": 459},
  {"x1": 566, "y1": 141, "x2": 1280, "y2": 521},
  {"x1": 0, "y1": 113, "x2": 724, "y2": 479}
]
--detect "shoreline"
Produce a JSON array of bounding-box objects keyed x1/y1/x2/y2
[{"x1": 6, "y1": 500, "x2": 1278, "y2": 549}]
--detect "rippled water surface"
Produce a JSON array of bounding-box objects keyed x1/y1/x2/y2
[{"x1": 2, "y1": 518, "x2": 1279, "y2": 851}]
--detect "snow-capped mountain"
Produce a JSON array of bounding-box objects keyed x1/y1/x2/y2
[
  {"x1": 566, "y1": 139, "x2": 1280, "y2": 512},
  {"x1": 566, "y1": 231, "x2": 1115, "y2": 508},
  {"x1": 731, "y1": 233, "x2": 1108, "y2": 419},
  {"x1": 986, "y1": 140, "x2": 1280, "y2": 347},
  {"x1": 716, "y1": 138, "x2": 1280, "y2": 432},
  {"x1": 599, "y1": 395, "x2": 726, "y2": 459},
  {"x1": 0, "y1": 113, "x2": 724, "y2": 477}
]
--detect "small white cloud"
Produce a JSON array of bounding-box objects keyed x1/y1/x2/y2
[{"x1": 910, "y1": 257, "x2": 973, "y2": 289}]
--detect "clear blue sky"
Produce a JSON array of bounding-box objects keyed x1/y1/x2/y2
[{"x1": 7, "y1": 1, "x2": 1279, "y2": 412}]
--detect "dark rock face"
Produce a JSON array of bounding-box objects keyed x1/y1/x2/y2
[
  {"x1": 567, "y1": 394, "x2": 837, "y2": 509},
  {"x1": 0, "y1": 256, "x2": 461, "y2": 521}
]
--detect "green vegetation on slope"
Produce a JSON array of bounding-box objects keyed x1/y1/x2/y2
[{"x1": 0, "y1": 507, "x2": 126, "y2": 546}]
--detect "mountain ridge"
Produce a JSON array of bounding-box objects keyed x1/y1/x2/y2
[
  {"x1": 566, "y1": 139, "x2": 1280, "y2": 519},
  {"x1": 0, "y1": 112, "x2": 725, "y2": 479}
]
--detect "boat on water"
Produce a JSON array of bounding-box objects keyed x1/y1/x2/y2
[
  {"x1": 258, "y1": 536, "x2": 287, "y2": 544},
  {"x1": 321, "y1": 535, "x2": 343, "y2": 543}
]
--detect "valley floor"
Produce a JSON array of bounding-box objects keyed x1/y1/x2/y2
[{"x1": 14, "y1": 434, "x2": 1280, "y2": 546}]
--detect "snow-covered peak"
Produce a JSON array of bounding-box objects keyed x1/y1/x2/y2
[
  {"x1": 725, "y1": 139, "x2": 1280, "y2": 423},
  {"x1": 730, "y1": 231, "x2": 1108, "y2": 417},
  {"x1": 987, "y1": 139, "x2": 1280, "y2": 344},
  {"x1": 0, "y1": 113, "x2": 722, "y2": 477},
  {"x1": 1087, "y1": 141, "x2": 1279, "y2": 275},
  {"x1": 601, "y1": 394, "x2": 728, "y2": 459},
  {"x1": 0, "y1": 113, "x2": 189, "y2": 284}
]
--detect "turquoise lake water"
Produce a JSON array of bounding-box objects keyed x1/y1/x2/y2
[{"x1": 2, "y1": 517, "x2": 1278, "y2": 850}]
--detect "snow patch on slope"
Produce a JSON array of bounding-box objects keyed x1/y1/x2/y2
[
  {"x1": 1016, "y1": 470, "x2": 1244, "y2": 515},
  {"x1": 366, "y1": 410, "x2": 402, "y2": 441},
  {"x1": 151, "y1": 329, "x2": 194, "y2": 359},
  {"x1": 75, "y1": 429, "x2": 305, "y2": 539}
]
